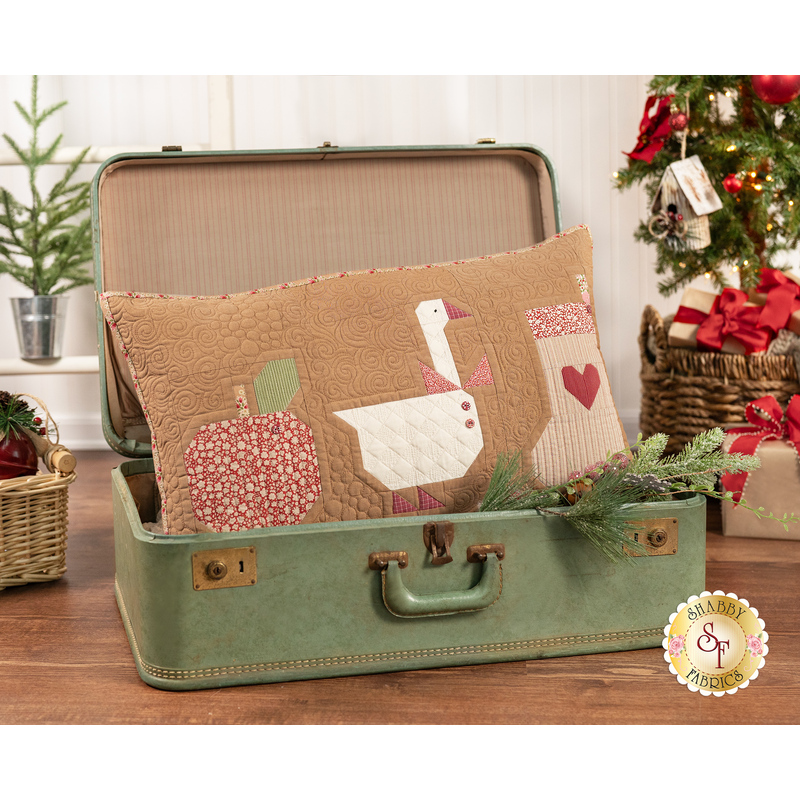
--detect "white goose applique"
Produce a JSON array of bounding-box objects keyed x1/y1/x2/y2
[{"x1": 334, "y1": 299, "x2": 494, "y2": 512}]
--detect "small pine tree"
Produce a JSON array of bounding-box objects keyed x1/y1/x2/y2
[
  {"x1": 615, "y1": 76, "x2": 800, "y2": 297},
  {"x1": 0, "y1": 75, "x2": 93, "y2": 296}
]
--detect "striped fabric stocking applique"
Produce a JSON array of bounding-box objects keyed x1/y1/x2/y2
[{"x1": 525, "y1": 293, "x2": 625, "y2": 486}]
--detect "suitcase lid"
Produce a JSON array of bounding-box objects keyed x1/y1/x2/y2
[{"x1": 92, "y1": 143, "x2": 561, "y2": 457}]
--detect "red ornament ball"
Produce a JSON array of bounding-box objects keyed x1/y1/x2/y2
[
  {"x1": 669, "y1": 112, "x2": 688, "y2": 131},
  {"x1": 751, "y1": 75, "x2": 800, "y2": 105},
  {"x1": 0, "y1": 431, "x2": 38, "y2": 480},
  {"x1": 723, "y1": 174, "x2": 743, "y2": 194}
]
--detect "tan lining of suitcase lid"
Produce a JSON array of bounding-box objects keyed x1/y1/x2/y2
[
  {"x1": 97, "y1": 150, "x2": 556, "y2": 296},
  {"x1": 116, "y1": 576, "x2": 661, "y2": 683},
  {"x1": 96, "y1": 149, "x2": 556, "y2": 445}
]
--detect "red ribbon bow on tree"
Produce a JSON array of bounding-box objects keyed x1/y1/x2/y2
[
  {"x1": 673, "y1": 287, "x2": 773, "y2": 354},
  {"x1": 624, "y1": 95, "x2": 674, "y2": 164},
  {"x1": 721, "y1": 394, "x2": 800, "y2": 503},
  {"x1": 757, "y1": 268, "x2": 800, "y2": 337}
]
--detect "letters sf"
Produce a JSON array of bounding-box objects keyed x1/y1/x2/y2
[{"x1": 696, "y1": 622, "x2": 729, "y2": 669}]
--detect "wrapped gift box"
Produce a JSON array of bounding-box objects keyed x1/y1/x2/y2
[
  {"x1": 752, "y1": 269, "x2": 800, "y2": 338},
  {"x1": 668, "y1": 287, "x2": 767, "y2": 355},
  {"x1": 722, "y1": 434, "x2": 800, "y2": 541}
]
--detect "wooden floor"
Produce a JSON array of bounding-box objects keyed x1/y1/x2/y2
[{"x1": 1, "y1": 449, "x2": 799, "y2": 725}]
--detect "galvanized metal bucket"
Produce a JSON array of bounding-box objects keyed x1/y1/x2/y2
[{"x1": 11, "y1": 296, "x2": 68, "y2": 359}]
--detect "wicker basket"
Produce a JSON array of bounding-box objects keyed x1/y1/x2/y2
[
  {"x1": 0, "y1": 402, "x2": 77, "y2": 591},
  {"x1": 639, "y1": 304, "x2": 800, "y2": 453}
]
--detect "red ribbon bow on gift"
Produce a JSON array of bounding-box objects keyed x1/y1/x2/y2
[
  {"x1": 624, "y1": 95, "x2": 674, "y2": 164},
  {"x1": 673, "y1": 287, "x2": 773, "y2": 355},
  {"x1": 721, "y1": 394, "x2": 800, "y2": 503},
  {"x1": 757, "y1": 268, "x2": 800, "y2": 337}
]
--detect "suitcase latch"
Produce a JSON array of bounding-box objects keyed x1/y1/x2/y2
[
  {"x1": 192, "y1": 546, "x2": 257, "y2": 590},
  {"x1": 623, "y1": 517, "x2": 679, "y2": 557},
  {"x1": 423, "y1": 521, "x2": 454, "y2": 565}
]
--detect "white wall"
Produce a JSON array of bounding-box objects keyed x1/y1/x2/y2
[{"x1": 0, "y1": 74, "x2": 673, "y2": 448}]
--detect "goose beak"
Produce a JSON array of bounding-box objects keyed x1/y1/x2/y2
[{"x1": 443, "y1": 300, "x2": 472, "y2": 320}]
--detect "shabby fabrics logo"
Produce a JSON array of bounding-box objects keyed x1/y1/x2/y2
[{"x1": 664, "y1": 590, "x2": 768, "y2": 696}]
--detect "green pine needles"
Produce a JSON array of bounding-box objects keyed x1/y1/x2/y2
[
  {"x1": 479, "y1": 428, "x2": 787, "y2": 563},
  {"x1": 0, "y1": 392, "x2": 39, "y2": 440},
  {"x1": 615, "y1": 75, "x2": 800, "y2": 296},
  {"x1": 0, "y1": 75, "x2": 93, "y2": 296}
]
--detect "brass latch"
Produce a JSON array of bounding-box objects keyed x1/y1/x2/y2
[
  {"x1": 476, "y1": 138, "x2": 496, "y2": 144},
  {"x1": 192, "y1": 546, "x2": 257, "y2": 590},
  {"x1": 423, "y1": 521, "x2": 454, "y2": 565},
  {"x1": 624, "y1": 517, "x2": 679, "y2": 557},
  {"x1": 318, "y1": 141, "x2": 339, "y2": 149}
]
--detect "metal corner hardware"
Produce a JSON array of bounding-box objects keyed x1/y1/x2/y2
[
  {"x1": 161, "y1": 145, "x2": 182, "y2": 151},
  {"x1": 422, "y1": 521, "x2": 454, "y2": 565},
  {"x1": 624, "y1": 517, "x2": 679, "y2": 557},
  {"x1": 192, "y1": 546, "x2": 257, "y2": 590},
  {"x1": 368, "y1": 551, "x2": 409, "y2": 570}
]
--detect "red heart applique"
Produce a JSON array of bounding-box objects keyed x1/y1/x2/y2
[{"x1": 561, "y1": 364, "x2": 601, "y2": 410}]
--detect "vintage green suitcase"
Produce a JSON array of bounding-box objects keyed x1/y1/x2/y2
[{"x1": 93, "y1": 144, "x2": 706, "y2": 690}]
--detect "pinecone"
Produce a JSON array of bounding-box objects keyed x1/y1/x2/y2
[
  {"x1": 622, "y1": 472, "x2": 673, "y2": 493},
  {"x1": 0, "y1": 392, "x2": 32, "y2": 415}
]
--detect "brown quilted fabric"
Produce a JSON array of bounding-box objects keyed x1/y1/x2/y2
[{"x1": 101, "y1": 225, "x2": 625, "y2": 535}]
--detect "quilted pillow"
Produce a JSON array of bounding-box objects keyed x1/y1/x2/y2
[{"x1": 101, "y1": 224, "x2": 626, "y2": 535}]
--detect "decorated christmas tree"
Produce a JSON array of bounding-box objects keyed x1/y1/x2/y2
[{"x1": 615, "y1": 75, "x2": 800, "y2": 296}]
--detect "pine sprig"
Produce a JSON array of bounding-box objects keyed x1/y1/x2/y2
[
  {"x1": 0, "y1": 392, "x2": 39, "y2": 440},
  {"x1": 544, "y1": 469, "x2": 649, "y2": 563},
  {"x1": 628, "y1": 428, "x2": 760, "y2": 493},
  {"x1": 479, "y1": 450, "x2": 561, "y2": 512},
  {"x1": 0, "y1": 75, "x2": 93, "y2": 296},
  {"x1": 480, "y1": 428, "x2": 793, "y2": 563}
]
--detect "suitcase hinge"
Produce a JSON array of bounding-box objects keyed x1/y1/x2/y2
[
  {"x1": 466, "y1": 543, "x2": 505, "y2": 562},
  {"x1": 162, "y1": 145, "x2": 183, "y2": 151},
  {"x1": 368, "y1": 551, "x2": 409, "y2": 570},
  {"x1": 423, "y1": 521, "x2": 454, "y2": 565}
]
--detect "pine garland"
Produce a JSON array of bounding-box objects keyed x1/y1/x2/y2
[
  {"x1": 479, "y1": 429, "x2": 791, "y2": 563},
  {"x1": 614, "y1": 76, "x2": 800, "y2": 296}
]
